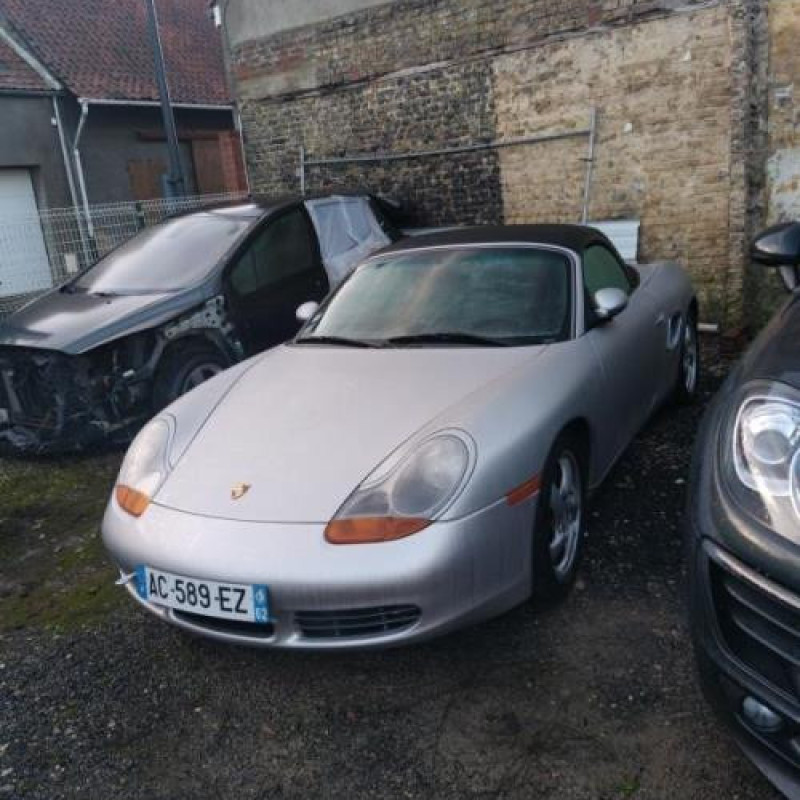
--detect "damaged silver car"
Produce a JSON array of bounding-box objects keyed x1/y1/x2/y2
[{"x1": 0, "y1": 194, "x2": 401, "y2": 453}]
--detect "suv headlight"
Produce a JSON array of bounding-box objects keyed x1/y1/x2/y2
[
  {"x1": 115, "y1": 417, "x2": 173, "y2": 517},
  {"x1": 721, "y1": 381, "x2": 800, "y2": 542},
  {"x1": 325, "y1": 431, "x2": 475, "y2": 544}
]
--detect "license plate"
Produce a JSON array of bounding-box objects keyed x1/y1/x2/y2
[{"x1": 135, "y1": 566, "x2": 270, "y2": 623}]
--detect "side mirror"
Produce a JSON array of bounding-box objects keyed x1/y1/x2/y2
[
  {"x1": 593, "y1": 288, "x2": 628, "y2": 322},
  {"x1": 752, "y1": 222, "x2": 800, "y2": 292},
  {"x1": 295, "y1": 301, "x2": 320, "y2": 323}
]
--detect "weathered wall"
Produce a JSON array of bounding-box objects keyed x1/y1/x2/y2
[
  {"x1": 767, "y1": 0, "x2": 800, "y2": 224},
  {"x1": 78, "y1": 105, "x2": 238, "y2": 204},
  {"x1": 0, "y1": 94, "x2": 73, "y2": 209},
  {"x1": 241, "y1": 59, "x2": 502, "y2": 225},
  {"x1": 494, "y1": 7, "x2": 734, "y2": 321},
  {"x1": 228, "y1": 0, "x2": 772, "y2": 328},
  {"x1": 225, "y1": 0, "x2": 392, "y2": 49}
]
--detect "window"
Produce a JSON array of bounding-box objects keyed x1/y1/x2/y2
[
  {"x1": 74, "y1": 212, "x2": 252, "y2": 293},
  {"x1": 583, "y1": 244, "x2": 632, "y2": 297},
  {"x1": 229, "y1": 209, "x2": 316, "y2": 297},
  {"x1": 302, "y1": 247, "x2": 571, "y2": 346}
]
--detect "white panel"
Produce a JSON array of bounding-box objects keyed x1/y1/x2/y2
[
  {"x1": 0, "y1": 169, "x2": 52, "y2": 296},
  {"x1": 227, "y1": 0, "x2": 392, "y2": 47},
  {"x1": 589, "y1": 219, "x2": 641, "y2": 263},
  {"x1": 306, "y1": 195, "x2": 390, "y2": 285}
]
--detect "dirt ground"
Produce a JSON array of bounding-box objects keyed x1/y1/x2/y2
[{"x1": 0, "y1": 340, "x2": 783, "y2": 799}]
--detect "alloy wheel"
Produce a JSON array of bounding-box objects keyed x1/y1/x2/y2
[{"x1": 548, "y1": 451, "x2": 583, "y2": 581}]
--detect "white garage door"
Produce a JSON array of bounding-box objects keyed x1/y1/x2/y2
[{"x1": 0, "y1": 169, "x2": 53, "y2": 297}]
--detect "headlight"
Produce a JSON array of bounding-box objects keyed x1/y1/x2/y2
[
  {"x1": 115, "y1": 417, "x2": 173, "y2": 517},
  {"x1": 325, "y1": 432, "x2": 475, "y2": 544},
  {"x1": 722, "y1": 381, "x2": 800, "y2": 541}
]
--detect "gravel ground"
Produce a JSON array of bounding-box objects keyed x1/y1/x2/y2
[{"x1": 0, "y1": 340, "x2": 784, "y2": 799}]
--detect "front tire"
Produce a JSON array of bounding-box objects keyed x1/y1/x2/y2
[
  {"x1": 531, "y1": 431, "x2": 587, "y2": 602},
  {"x1": 152, "y1": 344, "x2": 228, "y2": 411},
  {"x1": 674, "y1": 309, "x2": 699, "y2": 404}
]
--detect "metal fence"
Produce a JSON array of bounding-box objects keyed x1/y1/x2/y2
[{"x1": 0, "y1": 191, "x2": 249, "y2": 316}]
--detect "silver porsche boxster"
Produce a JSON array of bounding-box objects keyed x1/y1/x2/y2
[{"x1": 103, "y1": 225, "x2": 698, "y2": 649}]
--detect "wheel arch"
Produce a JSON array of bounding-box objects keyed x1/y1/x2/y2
[
  {"x1": 557, "y1": 417, "x2": 592, "y2": 477},
  {"x1": 156, "y1": 330, "x2": 239, "y2": 372}
]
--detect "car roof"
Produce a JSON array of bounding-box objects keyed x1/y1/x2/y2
[
  {"x1": 379, "y1": 224, "x2": 618, "y2": 255},
  {"x1": 168, "y1": 190, "x2": 386, "y2": 223}
]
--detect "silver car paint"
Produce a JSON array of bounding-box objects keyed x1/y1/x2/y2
[
  {"x1": 103, "y1": 484, "x2": 534, "y2": 649},
  {"x1": 103, "y1": 245, "x2": 695, "y2": 649},
  {"x1": 154, "y1": 344, "x2": 547, "y2": 523}
]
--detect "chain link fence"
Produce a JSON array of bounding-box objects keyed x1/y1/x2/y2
[{"x1": 0, "y1": 191, "x2": 249, "y2": 316}]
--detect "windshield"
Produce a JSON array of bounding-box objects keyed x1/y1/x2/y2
[
  {"x1": 73, "y1": 212, "x2": 254, "y2": 294},
  {"x1": 299, "y1": 246, "x2": 572, "y2": 346},
  {"x1": 298, "y1": 246, "x2": 571, "y2": 346}
]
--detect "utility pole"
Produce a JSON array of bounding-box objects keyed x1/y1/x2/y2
[{"x1": 144, "y1": 0, "x2": 185, "y2": 198}]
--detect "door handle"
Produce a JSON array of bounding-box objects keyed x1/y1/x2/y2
[{"x1": 655, "y1": 313, "x2": 665, "y2": 326}]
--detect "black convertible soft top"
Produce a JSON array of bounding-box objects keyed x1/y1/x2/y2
[{"x1": 381, "y1": 224, "x2": 618, "y2": 256}]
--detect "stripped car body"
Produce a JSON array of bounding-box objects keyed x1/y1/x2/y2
[
  {"x1": 0, "y1": 194, "x2": 401, "y2": 452},
  {"x1": 103, "y1": 225, "x2": 700, "y2": 650}
]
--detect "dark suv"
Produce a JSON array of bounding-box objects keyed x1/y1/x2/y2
[{"x1": 688, "y1": 221, "x2": 800, "y2": 798}]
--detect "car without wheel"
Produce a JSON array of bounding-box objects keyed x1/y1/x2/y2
[
  {"x1": 688, "y1": 221, "x2": 800, "y2": 799},
  {"x1": 103, "y1": 224, "x2": 698, "y2": 649},
  {"x1": 0, "y1": 193, "x2": 401, "y2": 453}
]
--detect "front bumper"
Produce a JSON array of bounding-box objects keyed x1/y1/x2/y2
[
  {"x1": 102, "y1": 493, "x2": 534, "y2": 650},
  {"x1": 687, "y1": 392, "x2": 800, "y2": 797},
  {"x1": 689, "y1": 535, "x2": 800, "y2": 798},
  {"x1": 0, "y1": 346, "x2": 139, "y2": 453}
]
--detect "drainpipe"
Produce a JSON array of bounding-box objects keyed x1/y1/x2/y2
[
  {"x1": 581, "y1": 107, "x2": 598, "y2": 224},
  {"x1": 235, "y1": 107, "x2": 251, "y2": 195},
  {"x1": 145, "y1": 0, "x2": 186, "y2": 198},
  {"x1": 72, "y1": 100, "x2": 95, "y2": 259},
  {"x1": 52, "y1": 95, "x2": 79, "y2": 210},
  {"x1": 52, "y1": 94, "x2": 91, "y2": 265}
]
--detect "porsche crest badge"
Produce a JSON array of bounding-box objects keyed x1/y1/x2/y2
[{"x1": 231, "y1": 483, "x2": 251, "y2": 500}]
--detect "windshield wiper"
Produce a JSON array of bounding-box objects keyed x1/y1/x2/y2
[
  {"x1": 382, "y1": 332, "x2": 510, "y2": 347},
  {"x1": 294, "y1": 335, "x2": 383, "y2": 349}
]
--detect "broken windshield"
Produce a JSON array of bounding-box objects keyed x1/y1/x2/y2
[{"x1": 73, "y1": 212, "x2": 254, "y2": 294}]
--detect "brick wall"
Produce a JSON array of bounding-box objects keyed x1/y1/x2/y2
[
  {"x1": 240, "y1": 59, "x2": 502, "y2": 224},
  {"x1": 494, "y1": 7, "x2": 735, "y2": 321},
  {"x1": 229, "y1": 0, "x2": 772, "y2": 329},
  {"x1": 765, "y1": 0, "x2": 800, "y2": 224}
]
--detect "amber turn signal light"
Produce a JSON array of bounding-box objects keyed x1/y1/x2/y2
[
  {"x1": 115, "y1": 485, "x2": 151, "y2": 517},
  {"x1": 505, "y1": 474, "x2": 541, "y2": 506},
  {"x1": 325, "y1": 516, "x2": 431, "y2": 544}
]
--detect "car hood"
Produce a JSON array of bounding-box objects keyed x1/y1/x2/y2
[
  {"x1": 156, "y1": 344, "x2": 545, "y2": 523},
  {"x1": 0, "y1": 286, "x2": 209, "y2": 355},
  {"x1": 738, "y1": 293, "x2": 800, "y2": 390}
]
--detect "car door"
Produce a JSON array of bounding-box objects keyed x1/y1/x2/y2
[
  {"x1": 224, "y1": 206, "x2": 329, "y2": 355},
  {"x1": 582, "y1": 243, "x2": 663, "y2": 459}
]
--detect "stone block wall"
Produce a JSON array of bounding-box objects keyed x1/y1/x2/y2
[
  {"x1": 493, "y1": 6, "x2": 735, "y2": 321},
  {"x1": 242, "y1": 59, "x2": 503, "y2": 224},
  {"x1": 227, "y1": 0, "x2": 772, "y2": 329}
]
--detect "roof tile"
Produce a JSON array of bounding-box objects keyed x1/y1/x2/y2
[
  {"x1": 0, "y1": 0, "x2": 230, "y2": 104},
  {"x1": 0, "y1": 37, "x2": 49, "y2": 91}
]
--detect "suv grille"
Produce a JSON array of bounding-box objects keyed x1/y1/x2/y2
[
  {"x1": 296, "y1": 605, "x2": 421, "y2": 639},
  {"x1": 711, "y1": 559, "x2": 800, "y2": 700}
]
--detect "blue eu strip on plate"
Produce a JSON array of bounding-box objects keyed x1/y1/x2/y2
[
  {"x1": 135, "y1": 565, "x2": 148, "y2": 599},
  {"x1": 253, "y1": 584, "x2": 269, "y2": 623}
]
